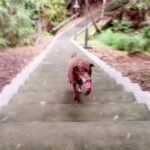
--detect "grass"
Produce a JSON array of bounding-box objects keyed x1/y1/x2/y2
[
  {"x1": 76, "y1": 25, "x2": 150, "y2": 53},
  {"x1": 42, "y1": 31, "x2": 53, "y2": 37}
]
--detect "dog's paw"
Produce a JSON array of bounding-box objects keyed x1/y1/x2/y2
[
  {"x1": 73, "y1": 94, "x2": 78, "y2": 101},
  {"x1": 78, "y1": 87, "x2": 83, "y2": 93},
  {"x1": 73, "y1": 93, "x2": 81, "y2": 103}
]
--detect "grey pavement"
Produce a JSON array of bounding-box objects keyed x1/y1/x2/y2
[{"x1": 0, "y1": 18, "x2": 150, "y2": 150}]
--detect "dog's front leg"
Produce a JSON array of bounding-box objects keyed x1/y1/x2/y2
[
  {"x1": 72, "y1": 83, "x2": 79, "y2": 101},
  {"x1": 78, "y1": 84, "x2": 82, "y2": 93}
]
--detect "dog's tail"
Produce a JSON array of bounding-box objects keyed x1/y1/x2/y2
[{"x1": 71, "y1": 52, "x2": 77, "y2": 58}]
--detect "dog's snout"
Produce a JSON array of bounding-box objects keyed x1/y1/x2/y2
[
  {"x1": 85, "y1": 78, "x2": 91, "y2": 83},
  {"x1": 84, "y1": 73, "x2": 91, "y2": 83},
  {"x1": 79, "y1": 72, "x2": 91, "y2": 83}
]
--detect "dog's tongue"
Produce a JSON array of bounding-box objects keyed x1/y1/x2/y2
[
  {"x1": 84, "y1": 81, "x2": 92, "y2": 89},
  {"x1": 84, "y1": 81, "x2": 92, "y2": 95}
]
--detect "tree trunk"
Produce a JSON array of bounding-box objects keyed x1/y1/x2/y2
[
  {"x1": 100, "y1": 0, "x2": 106, "y2": 19},
  {"x1": 84, "y1": 0, "x2": 101, "y2": 33},
  {"x1": 135, "y1": 0, "x2": 146, "y2": 21},
  {"x1": 117, "y1": 7, "x2": 124, "y2": 23},
  {"x1": 87, "y1": 4, "x2": 101, "y2": 33}
]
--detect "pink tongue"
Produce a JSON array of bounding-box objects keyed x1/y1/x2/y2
[{"x1": 84, "y1": 82, "x2": 92, "y2": 89}]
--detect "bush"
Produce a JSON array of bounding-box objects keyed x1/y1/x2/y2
[
  {"x1": 0, "y1": 0, "x2": 68, "y2": 48},
  {"x1": 112, "y1": 20, "x2": 133, "y2": 33},
  {"x1": 112, "y1": 33, "x2": 143, "y2": 52},
  {"x1": 97, "y1": 29, "x2": 147, "y2": 52},
  {"x1": 24, "y1": 0, "x2": 68, "y2": 28},
  {"x1": 97, "y1": 30, "x2": 114, "y2": 45},
  {"x1": 142, "y1": 26, "x2": 150, "y2": 38},
  {"x1": 141, "y1": 26, "x2": 150, "y2": 52},
  {"x1": 0, "y1": 37, "x2": 8, "y2": 48},
  {"x1": 0, "y1": 1, "x2": 35, "y2": 47}
]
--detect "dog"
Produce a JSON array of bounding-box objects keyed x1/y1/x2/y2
[{"x1": 68, "y1": 53, "x2": 94, "y2": 102}]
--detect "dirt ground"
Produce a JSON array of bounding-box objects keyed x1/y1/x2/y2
[
  {"x1": 88, "y1": 47, "x2": 150, "y2": 91},
  {"x1": 0, "y1": 36, "x2": 52, "y2": 92}
]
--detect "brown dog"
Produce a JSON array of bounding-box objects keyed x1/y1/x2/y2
[{"x1": 68, "y1": 53, "x2": 94, "y2": 101}]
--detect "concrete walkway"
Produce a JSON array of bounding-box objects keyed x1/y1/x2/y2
[{"x1": 0, "y1": 18, "x2": 150, "y2": 150}]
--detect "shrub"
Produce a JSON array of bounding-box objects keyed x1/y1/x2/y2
[
  {"x1": 93, "y1": 29, "x2": 150, "y2": 52},
  {"x1": 0, "y1": 0, "x2": 68, "y2": 48},
  {"x1": 15, "y1": 7, "x2": 36, "y2": 45},
  {"x1": 24, "y1": 0, "x2": 68, "y2": 27},
  {"x1": 111, "y1": 20, "x2": 133, "y2": 33},
  {"x1": 142, "y1": 26, "x2": 150, "y2": 38},
  {"x1": 113, "y1": 33, "x2": 144, "y2": 52},
  {"x1": 140, "y1": 26, "x2": 150, "y2": 52},
  {"x1": 98, "y1": 29, "x2": 114, "y2": 46},
  {"x1": 0, "y1": 36, "x2": 8, "y2": 48},
  {"x1": 0, "y1": 1, "x2": 36, "y2": 47}
]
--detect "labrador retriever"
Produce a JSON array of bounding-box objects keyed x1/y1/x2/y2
[{"x1": 68, "y1": 53, "x2": 94, "y2": 101}]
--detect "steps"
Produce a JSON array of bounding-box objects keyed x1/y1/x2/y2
[
  {"x1": 10, "y1": 91, "x2": 136, "y2": 105},
  {"x1": 1, "y1": 103, "x2": 149, "y2": 122},
  {"x1": 0, "y1": 122, "x2": 150, "y2": 150},
  {"x1": 0, "y1": 15, "x2": 150, "y2": 150}
]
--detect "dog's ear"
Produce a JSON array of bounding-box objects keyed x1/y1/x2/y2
[{"x1": 90, "y1": 63, "x2": 94, "y2": 67}]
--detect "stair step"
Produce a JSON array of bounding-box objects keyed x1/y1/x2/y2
[
  {"x1": 1, "y1": 104, "x2": 149, "y2": 122},
  {"x1": 31, "y1": 69, "x2": 109, "y2": 79},
  {"x1": 24, "y1": 77, "x2": 118, "y2": 88},
  {"x1": 34, "y1": 65, "x2": 105, "y2": 71},
  {"x1": 19, "y1": 81, "x2": 123, "y2": 92},
  {"x1": 0, "y1": 122, "x2": 150, "y2": 150},
  {"x1": 10, "y1": 91, "x2": 136, "y2": 105},
  {"x1": 27, "y1": 72, "x2": 115, "y2": 84}
]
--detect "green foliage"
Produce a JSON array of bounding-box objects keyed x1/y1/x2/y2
[
  {"x1": 97, "y1": 30, "x2": 113, "y2": 46},
  {"x1": 0, "y1": 36, "x2": 8, "y2": 48},
  {"x1": 142, "y1": 26, "x2": 150, "y2": 38},
  {"x1": 128, "y1": 1, "x2": 145, "y2": 10},
  {"x1": 111, "y1": 20, "x2": 133, "y2": 33},
  {"x1": 0, "y1": 0, "x2": 68, "y2": 48},
  {"x1": 90, "y1": 28, "x2": 150, "y2": 53},
  {"x1": 42, "y1": 31, "x2": 53, "y2": 37},
  {"x1": 141, "y1": 26, "x2": 150, "y2": 52},
  {"x1": 24, "y1": 0, "x2": 68, "y2": 24},
  {"x1": 0, "y1": 3, "x2": 35, "y2": 47},
  {"x1": 100, "y1": 30, "x2": 131, "y2": 51}
]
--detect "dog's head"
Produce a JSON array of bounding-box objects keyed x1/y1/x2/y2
[{"x1": 74, "y1": 61, "x2": 94, "y2": 93}]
